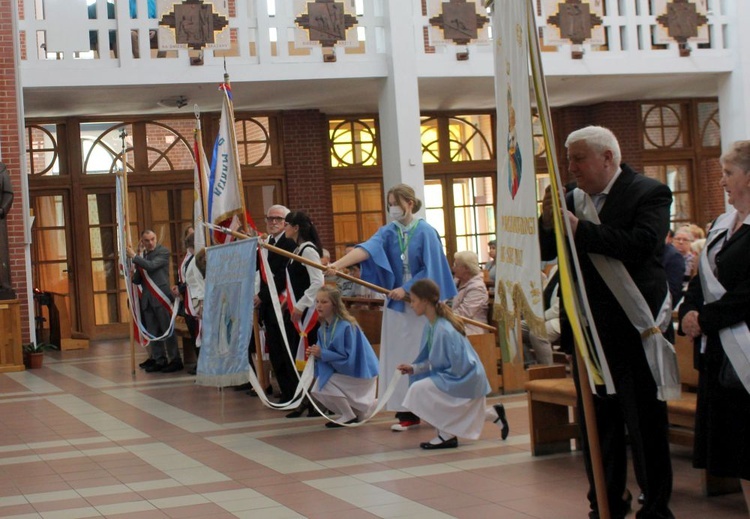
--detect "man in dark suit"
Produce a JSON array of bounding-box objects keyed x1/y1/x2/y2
[
  {"x1": 128, "y1": 230, "x2": 182, "y2": 373},
  {"x1": 540, "y1": 126, "x2": 674, "y2": 519},
  {"x1": 256, "y1": 205, "x2": 298, "y2": 403}
]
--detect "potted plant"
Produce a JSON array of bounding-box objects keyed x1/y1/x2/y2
[{"x1": 22, "y1": 342, "x2": 56, "y2": 369}]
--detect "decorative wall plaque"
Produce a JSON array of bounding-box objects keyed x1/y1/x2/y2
[
  {"x1": 157, "y1": 0, "x2": 230, "y2": 51},
  {"x1": 655, "y1": 0, "x2": 709, "y2": 55},
  {"x1": 428, "y1": 0, "x2": 490, "y2": 46},
  {"x1": 294, "y1": 0, "x2": 358, "y2": 48},
  {"x1": 544, "y1": 0, "x2": 604, "y2": 46}
]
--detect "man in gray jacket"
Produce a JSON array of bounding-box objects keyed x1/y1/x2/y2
[{"x1": 127, "y1": 230, "x2": 182, "y2": 372}]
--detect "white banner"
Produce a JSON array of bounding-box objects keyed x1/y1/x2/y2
[
  {"x1": 208, "y1": 86, "x2": 244, "y2": 243},
  {"x1": 493, "y1": 0, "x2": 545, "y2": 359}
]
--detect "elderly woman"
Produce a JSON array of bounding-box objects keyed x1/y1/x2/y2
[
  {"x1": 673, "y1": 226, "x2": 695, "y2": 281},
  {"x1": 679, "y1": 140, "x2": 750, "y2": 509},
  {"x1": 451, "y1": 251, "x2": 489, "y2": 336}
]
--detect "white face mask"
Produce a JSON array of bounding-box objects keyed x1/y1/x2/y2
[{"x1": 388, "y1": 205, "x2": 405, "y2": 221}]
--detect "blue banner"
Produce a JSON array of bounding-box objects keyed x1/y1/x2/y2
[{"x1": 196, "y1": 237, "x2": 257, "y2": 387}]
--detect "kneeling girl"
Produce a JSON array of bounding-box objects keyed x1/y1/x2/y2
[
  {"x1": 398, "y1": 279, "x2": 496, "y2": 449},
  {"x1": 307, "y1": 287, "x2": 379, "y2": 428}
]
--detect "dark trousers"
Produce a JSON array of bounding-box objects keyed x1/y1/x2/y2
[
  {"x1": 573, "y1": 346, "x2": 674, "y2": 519},
  {"x1": 142, "y1": 302, "x2": 179, "y2": 361},
  {"x1": 261, "y1": 303, "x2": 299, "y2": 402}
]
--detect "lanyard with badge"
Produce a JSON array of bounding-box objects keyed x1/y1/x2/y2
[{"x1": 321, "y1": 317, "x2": 339, "y2": 350}]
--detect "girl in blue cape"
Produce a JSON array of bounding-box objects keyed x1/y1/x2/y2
[
  {"x1": 329, "y1": 184, "x2": 457, "y2": 432},
  {"x1": 398, "y1": 279, "x2": 508, "y2": 449},
  {"x1": 307, "y1": 287, "x2": 379, "y2": 428}
]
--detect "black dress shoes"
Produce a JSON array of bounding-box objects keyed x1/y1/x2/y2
[
  {"x1": 145, "y1": 358, "x2": 167, "y2": 372},
  {"x1": 493, "y1": 403, "x2": 510, "y2": 440},
  {"x1": 139, "y1": 358, "x2": 155, "y2": 369},
  {"x1": 234, "y1": 382, "x2": 252, "y2": 391},
  {"x1": 286, "y1": 408, "x2": 305, "y2": 418},
  {"x1": 246, "y1": 385, "x2": 273, "y2": 397},
  {"x1": 161, "y1": 359, "x2": 184, "y2": 373},
  {"x1": 420, "y1": 435, "x2": 458, "y2": 450},
  {"x1": 325, "y1": 418, "x2": 358, "y2": 428}
]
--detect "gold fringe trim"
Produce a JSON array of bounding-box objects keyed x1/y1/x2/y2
[{"x1": 493, "y1": 278, "x2": 546, "y2": 339}]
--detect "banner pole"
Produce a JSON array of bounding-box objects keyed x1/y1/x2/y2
[
  {"x1": 119, "y1": 128, "x2": 137, "y2": 377},
  {"x1": 206, "y1": 224, "x2": 495, "y2": 333},
  {"x1": 524, "y1": 1, "x2": 609, "y2": 517},
  {"x1": 223, "y1": 71, "x2": 250, "y2": 234}
]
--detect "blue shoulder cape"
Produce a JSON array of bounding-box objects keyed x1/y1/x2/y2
[
  {"x1": 315, "y1": 319, "x2": 379, "y2": 389},
  {"x1": 358, "y1": 220, "x2": 457, "y2": 312},
  {"x1": 409, "y1": 318, "x2": 491, "y2": 399}
]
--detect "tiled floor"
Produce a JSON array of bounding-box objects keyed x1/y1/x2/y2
[{"x1": 0, "y1": 342, "x2": 746, "y2": 519}]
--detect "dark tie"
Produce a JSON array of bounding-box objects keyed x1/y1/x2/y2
[{"x1": 269, "y1": 236, "x2": 276, "y2": 246}]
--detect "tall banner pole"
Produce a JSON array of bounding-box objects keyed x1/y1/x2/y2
[
  {"x1": 194, "y1": 107, "x2": 211, "y2": 249},
  {"x1": 524, "y1": 1, "x2": 610, "y2": 517},
  {"x1": 223, "y1": 70, "x2": 250, "y2": 234},
  {"x1": 119, "y1": 129, "x2": 137, "y2": 376}
]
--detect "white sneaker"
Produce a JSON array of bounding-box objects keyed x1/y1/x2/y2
[{"x1": 390, "y1": 419, "x2": 421, "y2": 431}]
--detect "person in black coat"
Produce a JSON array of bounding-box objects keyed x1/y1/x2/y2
[
  {"x1": 679, "y1": 140, "x2": 750, "y2": 509},
  {"x1": 540, "y1": 126, "x2": 674, "y2": 519},
  {"x1": 257, "y1": 205, "x2": 297, "y2": 403}
]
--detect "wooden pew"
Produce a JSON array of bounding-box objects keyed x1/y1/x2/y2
[
  {"x1": 343, "y1": 299, "x2": 502, "y2": 393},
  {"x1": 344, "y1": 297, "x2": 383, "y2": 358},
  {"x1": 174, "y1": 316, "x2": 197, "y2": 365},
  {"x1": 523, "y1": 333, "x2": 740, "y2": 495},
  {"x1": 468, "y1": 333, "x2": 503, "y2": 395}
]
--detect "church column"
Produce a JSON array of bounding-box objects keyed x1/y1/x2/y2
[
  {"x1": 377, "y1": 0, "x2": 425, "y2": 207},
  {"x1": 717, "y1": 1, "x2": 750, "y2": 160}
]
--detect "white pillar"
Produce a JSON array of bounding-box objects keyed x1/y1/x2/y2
[
  {"x1": 717, "y1": 0, "x2": 750, "y2": 211},
  {"x1": 377, "y1": 0, "x2": 425, "y2": 208},
  {"x1": 718, "y1": 0, "x2": 750, "y2": 146}
]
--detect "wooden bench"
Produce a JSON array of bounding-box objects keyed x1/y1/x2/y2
[
  {"x1": 524, "y1": 334, "x2": 740, "y2": 495},
  {"x1": 174, "y1": 316, "x2": 197, "y2": 365},
  {"x1": 468, "y1": 333, "x2": 502, "y2": 395},
  {"x1": 344, "y1": 299, "x2": 502, "y2": 393}
]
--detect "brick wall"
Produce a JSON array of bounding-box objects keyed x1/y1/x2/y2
[
  {"x1": 1, "y1": 0, "x2": 30, "y2": 341},
  {"x1": 552, "y1": 101, "x2": 726, "y2": 228},
  {"x1": 696, "y1": 156, "x2": 724, "y2": 227},
  {"x1": 280, "y1": 110, "x2": 335, "y2": 252},
  {"x1": 552, "y1": 101, "x2": 642, "y2": 179}
]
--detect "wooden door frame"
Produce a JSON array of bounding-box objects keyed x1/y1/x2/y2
[{"x1": 28, "y1": 188, "x2": 81, "y2": 335}]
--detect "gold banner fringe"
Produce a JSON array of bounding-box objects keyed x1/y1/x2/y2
[{"x1": 493, "y1": 280, "x2": 546, "y2": 339}]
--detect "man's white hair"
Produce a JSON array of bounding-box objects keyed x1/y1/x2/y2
[
  {"x1": 565, "y1": 126, "x2": 622, "y2": 166},
  {"x1": 267, "y1": 204, "x2": 290, "y2": 216}
]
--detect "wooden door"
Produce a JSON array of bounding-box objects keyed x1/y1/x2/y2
[{"x1": 30, "y1": 191, "x2": 81, "y2": 338}]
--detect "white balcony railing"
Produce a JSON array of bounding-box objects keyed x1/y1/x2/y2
[{"x1": 17, "y1": 0, "x2": 734, "y2": 89}]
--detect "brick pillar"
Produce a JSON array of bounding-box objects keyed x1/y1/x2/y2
[
  {"x1": 280, "y1": 110, "x2": 334, "y2": 251},
  {"x1": 0, "y1": 0, "x2": 31, "y2": 341}
]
